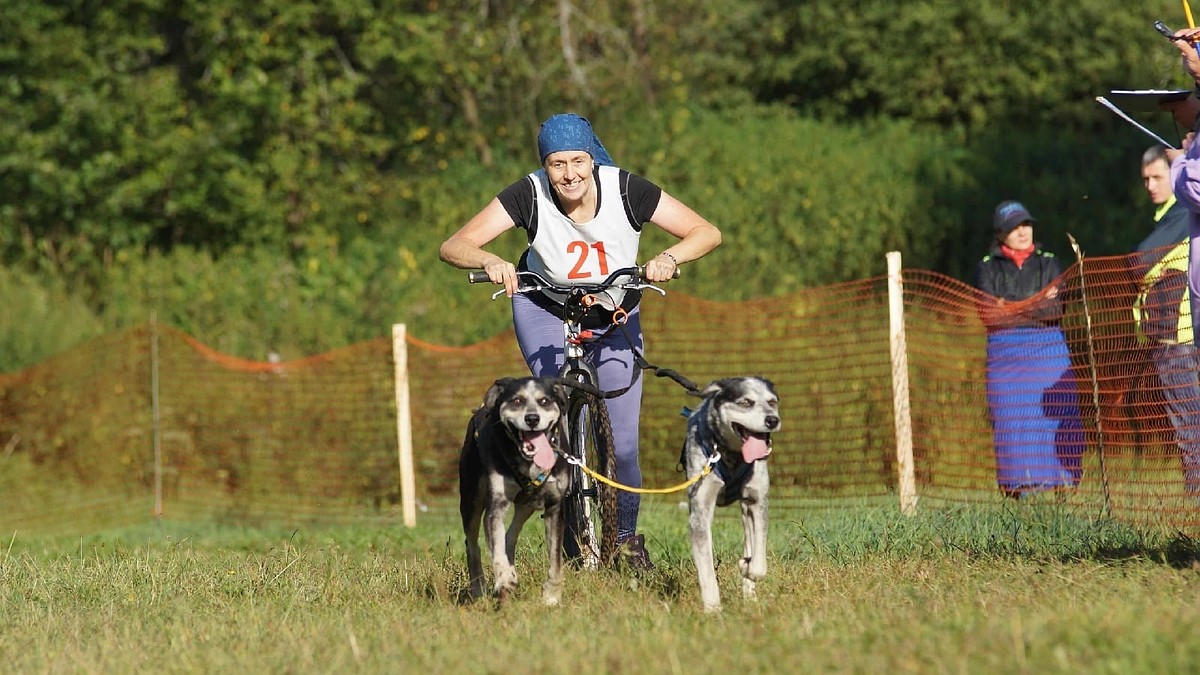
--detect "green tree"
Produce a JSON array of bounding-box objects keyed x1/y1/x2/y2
[{"x1": 730, "y1": 0, "x2": 1185, "y2": 132}]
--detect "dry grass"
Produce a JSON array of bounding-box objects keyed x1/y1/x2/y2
[{"x1": 3, "y1": 501, "x2": 1199, "y2": 674}]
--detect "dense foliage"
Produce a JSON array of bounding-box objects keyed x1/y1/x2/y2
[{"x1": 0, "y1": 0, "x2": 1193, "y2": 367}]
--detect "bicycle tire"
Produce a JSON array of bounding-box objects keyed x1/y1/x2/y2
[{"x1": 561, "y1": 391, "x2": 618, "y2": 568}]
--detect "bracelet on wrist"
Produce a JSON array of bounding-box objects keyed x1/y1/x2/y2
[{"x1": 658, "y1": 252, "x2": 678, "y2": 266}]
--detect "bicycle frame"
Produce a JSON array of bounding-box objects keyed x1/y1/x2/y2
[{"x1": 557, "y1": 304, "x2": 607, "y2": 568}]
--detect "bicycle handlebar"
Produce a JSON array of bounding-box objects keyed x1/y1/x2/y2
[{"x1": 467, "y1": 265, "x2": 678, "y2": 293}]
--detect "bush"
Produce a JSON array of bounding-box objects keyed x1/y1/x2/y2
[
  {"x1": 5, "y1": 104, "x2": 1156, "y2": 365},
  {"x1": 0, "y1": 267, "x2": 103, "y2": 373}
]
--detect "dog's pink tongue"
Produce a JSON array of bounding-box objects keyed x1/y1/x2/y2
[
  {"x1": 742, "y1": 435, "x2": 770, "y2": 462},
  {"x1": 524, "y1": 431, "x2": 556, "y2": 471}
]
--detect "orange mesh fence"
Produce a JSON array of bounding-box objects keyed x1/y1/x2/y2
[
  {"x1": 0, "y1": 324, "x2": 407, "y2": 533},
  {"x1": 3, "y1": 247, "x2": 1200, "y2": 534},
  {"x1": 156, "y1": 325, "x2": 401, "y2": 526},
  {"x1": 0, "y1": 326, "x2": 156, "y2": 533},
  {"x1": 637, "y1": 279, "x2": 898, "y2": 505}
]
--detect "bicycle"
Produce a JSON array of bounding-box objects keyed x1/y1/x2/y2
[{"x1": 468, "y1": 266, "x2": 669, "y2": 569}]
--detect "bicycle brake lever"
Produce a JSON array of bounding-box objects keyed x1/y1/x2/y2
[{"x1": 493, "y1": 282, "x2": 547, "y2": 300}]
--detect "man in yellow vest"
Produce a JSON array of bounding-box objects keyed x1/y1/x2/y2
[{"x1": 1132, "y1": 145, "x2": 1200, "y2": 496}]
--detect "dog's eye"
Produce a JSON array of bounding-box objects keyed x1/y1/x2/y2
[
  {"x1": 767, "y1": 399, "x2": 778, "y2": 408},
  {"x1": 509, "y1": 396, "x2": 525, "y2": 406},
  {"x1": 538, "y1": 397, "x2": 552, "y2": 406},
  {"x1": 739, "y1": 398, "x2": 754, "y2": 408}
]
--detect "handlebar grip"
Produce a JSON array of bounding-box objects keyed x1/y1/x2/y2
[{"x1": 468, "y1": 270, "x2": 492, "y2": 284}]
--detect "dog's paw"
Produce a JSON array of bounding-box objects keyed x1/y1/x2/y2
[
  {"x1": 541, "y1": 579, "x2": 563, "y2": 606},
  {"x1": 495, "y1": 567, "x2": 518, "y2": 590},
  {"x1": 492, "y1": 575, "x2": 518, "y2": 608},
  {"x1": 742, "y1": 578, "x2": 758, "y2": 602},
  {"x1": 456, "y1": 587, "x2": 475, "y2": 605}
]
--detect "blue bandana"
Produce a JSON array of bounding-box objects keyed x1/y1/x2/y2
[{"x1": 536, "y1": 113, "x2": 614, "y2": 166}]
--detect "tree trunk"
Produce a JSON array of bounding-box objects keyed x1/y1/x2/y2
[
  {"x1": 630, "y1": 0, "x2": 657, "y2": 104},
  {"x1": 557, "y1": 0, "x2": 590, "y2": 98},
  {"x1": 459, "y1": 85, "x2": 493, "y2": 167}
]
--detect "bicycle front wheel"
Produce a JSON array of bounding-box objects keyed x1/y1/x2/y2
[{"x1": 562, "y1": 392, "x2": 618, "y2": 569}]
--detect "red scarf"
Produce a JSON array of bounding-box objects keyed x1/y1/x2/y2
[{"x1": 1001, "y1": 244, "x2": 1034, "y2": 269}]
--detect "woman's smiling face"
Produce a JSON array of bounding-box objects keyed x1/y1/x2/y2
[{"x1": 543, "y1": 150, "x2": 594, "y2": 204}]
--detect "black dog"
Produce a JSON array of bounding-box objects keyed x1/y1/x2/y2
[{"x1": 459, "y1": 377, "x2": 572, "y2": 605}]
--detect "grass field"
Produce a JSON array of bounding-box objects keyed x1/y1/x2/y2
[{"x1": 3, "y1": 498, "x2": 1199, "y2": 674}]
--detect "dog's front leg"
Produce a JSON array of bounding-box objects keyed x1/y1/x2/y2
[
  {"x1": 463, "y1": 502, "x2": 487, "y2": 600},
  {"x1": 541, "y1": 502, "x2": 566, "y2": 606},
  {"x1": 739, "y1": 471, "x2": 770, "y2": 602},
  {"x1": 689, "y1": 478, "x2": 724, "y2": 613},
  {"x1": 485, "y1": 490, "x2": 518, "y2": 601}
]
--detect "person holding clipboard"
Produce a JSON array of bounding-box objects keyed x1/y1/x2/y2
[{"x1": 1166, "y1": 17, "x2": 1200, "y2": 340}]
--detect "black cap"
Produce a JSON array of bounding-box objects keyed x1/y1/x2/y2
[{"x1": 993, "y1": 200, "x2": 1035, "y2": 236}]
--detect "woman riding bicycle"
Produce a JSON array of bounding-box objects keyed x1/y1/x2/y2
[{"x1": 439, "y1": 113, "x2": 722, "y2": 569}]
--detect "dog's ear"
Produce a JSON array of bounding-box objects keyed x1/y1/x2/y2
[
  {"x1": 484, "y1": 378, "x2": 515, "y2": 410},
  {"x1": 701, "y1": 378, "x2": 733, "y2": 399},
  {"x1": 757, "y1": 376, "x2": 778, "y2": 395}
]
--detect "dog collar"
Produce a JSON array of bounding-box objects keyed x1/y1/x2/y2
[
  {"x1": 525, "y1": 468, "x2": 551, "y2": 491},
  {"x1": 507, "y1": 453, "x2": 553, "y2": 494}
]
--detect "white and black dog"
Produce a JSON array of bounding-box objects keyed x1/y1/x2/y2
[
  {"x1": 680, "y1": 377, "x2": 780, "y2": 612},
  {"x1": 459, "y1": 377, "x2": 572, "y2": 605}
]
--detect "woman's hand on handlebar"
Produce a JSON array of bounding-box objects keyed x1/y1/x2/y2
[
  {"x1": 642, "y1": 252, "x2": 679, "y2": 282},
  {"x1": 482, "y1": 257, "x2": 518, "y2": 297}
]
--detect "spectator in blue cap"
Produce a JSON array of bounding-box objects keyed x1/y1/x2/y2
[
  {"x1": 973, "y1": 200, "x2": 1083, "y2": 499},
  {"x1": 440, "y1": 113, "x2": 721, "y2": 569}
]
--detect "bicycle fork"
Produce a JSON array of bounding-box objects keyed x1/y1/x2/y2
[{"x1": 561, "y1": 322, "x2": 603, "y2": 568}]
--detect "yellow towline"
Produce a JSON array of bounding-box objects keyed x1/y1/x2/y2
[{"x1": 560, "y1": 453, "x2": 719, "y2": 494}]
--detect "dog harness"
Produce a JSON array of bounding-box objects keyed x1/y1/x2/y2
[{"x1": 677, "y1": 407, "x2": 766, "y2": 507}]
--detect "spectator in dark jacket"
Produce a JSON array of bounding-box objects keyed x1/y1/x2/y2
[
  {"x1": 973, "y1": 200, "x2": 1083, "y2": 498},
  {"x1": 1131, "y1": 145, "x2": 1200, "y2": 495}
]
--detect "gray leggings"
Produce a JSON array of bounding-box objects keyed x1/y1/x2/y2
[{"x1": 512, "y1": 293, "x2": 643, "y2": 541}]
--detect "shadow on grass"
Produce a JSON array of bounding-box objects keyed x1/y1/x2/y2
[{"x1": 1082, "y1": 531, "x2": 1200, "y2": 569}]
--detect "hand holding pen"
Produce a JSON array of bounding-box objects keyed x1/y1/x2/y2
[{"x1": 1158, "y1": 20, "x2": 1200, "y2": 82}]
